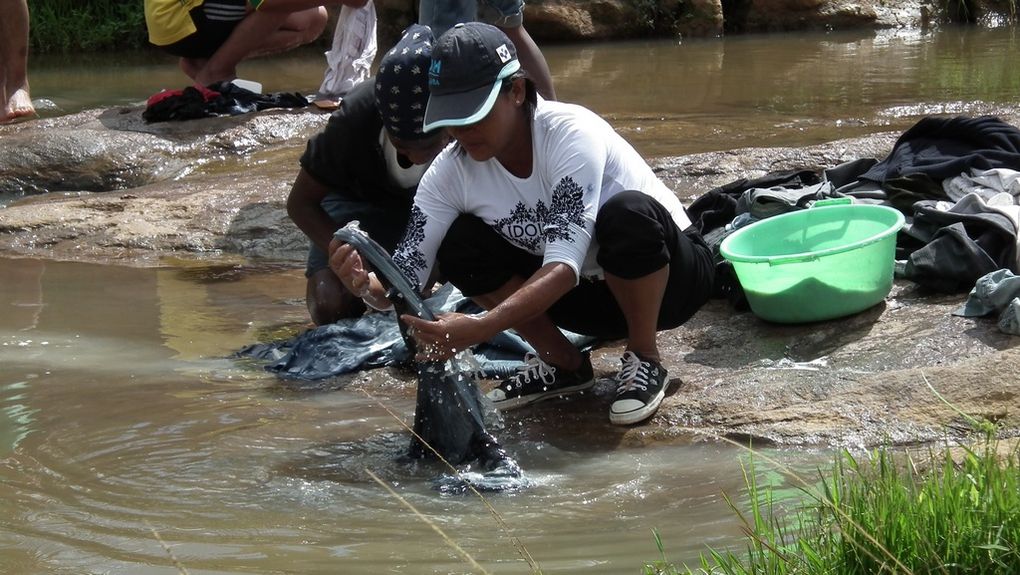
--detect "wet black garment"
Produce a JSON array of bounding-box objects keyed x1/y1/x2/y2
[
  {"x1": 299, "y1": 80, "x2": 416, "y2": 206},
  {"x1": 901, "y1": 197, "x2": 1018, "y2": 292},
  {"x1": 859, "y1": 115, "x2": 1020, "y2": 203},
  {"x1": 143, "y1": 81, "x2": 308, "y2": 123},
  {"x1": 334, "y1": 223, "x2": 528, "y2": 491}
]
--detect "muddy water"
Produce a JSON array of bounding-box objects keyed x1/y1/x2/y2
[
  {"x1": 0, "y1": 257, "x2": 824, "y2": 573},
  {"x1": 5, "y1": 24, "x2": 1020, "y2": 573},
  {"x1": 28, "y1": 25, "x2": 1020, "y2": 158}
]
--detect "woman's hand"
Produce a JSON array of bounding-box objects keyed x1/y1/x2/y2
[{"x1": 401, "y1": 311, "x2": 490, "y2": 362}]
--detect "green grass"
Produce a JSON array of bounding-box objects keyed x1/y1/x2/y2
[
  {"x1": 643, "y1": 438, "x2": 1020, "y2": 574},
  {"x1": 29, "y1": 0, "x2": 148, "y2": 53}
]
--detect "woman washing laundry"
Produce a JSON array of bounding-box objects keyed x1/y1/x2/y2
[{"x1": 329, "y1": 23, "x2": 714, "y2": 425}]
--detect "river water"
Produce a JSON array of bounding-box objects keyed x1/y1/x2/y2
[{"x1": 4, "y1": 24, "x2": 1020, "y2": 574}]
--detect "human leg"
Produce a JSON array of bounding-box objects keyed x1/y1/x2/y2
[
  {"x1": 195, "y1": 7, "x2": 326, "y2": 85},
  {"x1": 436, "y1": 215, "x2": 594, "y2": 408},
  {"x1": 475, "y1": 0, "x2": 555, "y2": 99},
  {"x1": 418, "y1": 0, "x2": 476, "y2": 37},
  {"x1": 595, "y1": 191, "x2": 714, "y2": 355},
  {"x1": 594, "y1": 191, "x2": 715, "y2": 424},
  {"x1": 437, "y1": 214, "x2": 585, "y2": 368},
  {"x1": 1, "y1": 0, "x2": 34, "y2": 122},
  {"x1": 304, "y1": 196, "x2": 410, "y2": 325},
  {"x1": 306, "y1": 267, "x2": 366, "y2": 324},
  {"x1": 179, "y1": 57, "x2": 208, "y2": 80},
  {"x1": 170, "y1": 2, "x2": 325, "y2": 86}
]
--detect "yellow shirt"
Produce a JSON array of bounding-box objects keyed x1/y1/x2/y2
[{"x1": 144, "y1": 0, "x2": 265, "y2": 47}]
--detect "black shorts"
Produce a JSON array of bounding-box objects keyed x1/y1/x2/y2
[
  {"x1": 436, "y1": 191, "x2": 715, "y2": 339},
  {"x1": 162, "y1": 0, "x2": 249, "y2": 60}
]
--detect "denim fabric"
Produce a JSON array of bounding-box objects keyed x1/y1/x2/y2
[
  {"x1": 305, "y1": 195, "x2": 410, "y2": 277},
  {"x1": 418, "y1": 0, "x2": 524, "y2": 37}
]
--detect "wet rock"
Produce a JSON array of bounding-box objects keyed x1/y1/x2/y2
[
  {"x1": 632, "y1": 282, "x2": 1020, "y2": 448},
  {"x1": 0, "y1": 167, "x2": 306, "y2": 266},
  {"x1": 0, "y1": 106, "x2": 328, "y2": 203}
]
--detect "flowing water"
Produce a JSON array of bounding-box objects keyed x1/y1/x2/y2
[{"x1": 4, "y1": 24, "x2": 1020, "y2": 573}]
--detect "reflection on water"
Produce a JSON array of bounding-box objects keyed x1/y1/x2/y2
[
  {"x1": 27, "y1": 25, "x2": 1020, "y2": 157},
  {"x1": 0, "y1": 257, "x2": 830, "y2": 573}
]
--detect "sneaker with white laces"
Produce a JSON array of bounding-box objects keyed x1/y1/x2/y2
[
  {"x1": 484, "y1": 352, "x2": 595, "y2": 410},
  {"x1": 609, "y1": 351, "x2": 668, "y2": 425}
]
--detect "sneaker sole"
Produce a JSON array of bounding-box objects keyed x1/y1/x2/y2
[
  {"x1": 489, "y1": 378, "x2": 596, "y2": 411},
  {"x1": 609, "y1": 387, "x2": 666, "y2": 426}
]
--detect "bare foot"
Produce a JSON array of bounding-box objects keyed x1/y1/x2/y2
[
  {"x1": 193, "y1": 69, "x2": 236, "y2": 89},
  {"x1": 180, "y1": 56, "x2": 237, "y2": 88},
  {"x1": 2, "y1": 87, "x2": 35, "y2": 123}
]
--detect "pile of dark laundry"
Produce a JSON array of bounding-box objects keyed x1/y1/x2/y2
[
  {"x1": 142, "y1": 80, "x2": 309, "y2": 123},
  {"x1": 688, "y1": 114, "x2": 1020, "y2": 331}
]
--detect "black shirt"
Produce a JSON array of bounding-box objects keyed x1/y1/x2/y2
[{"x1": 299, "y1": 80, "x2": 416, "y2": 207}]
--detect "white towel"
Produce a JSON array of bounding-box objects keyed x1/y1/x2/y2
[{"x1": 317, "y1": 2, "x2": 378, "y2": 100}]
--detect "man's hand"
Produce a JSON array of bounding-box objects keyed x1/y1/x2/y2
[{"x1": 328, "y1": 239, "x2": 371, "y2": 297}]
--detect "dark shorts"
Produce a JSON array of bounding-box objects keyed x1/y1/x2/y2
[
  {"x1": 305, "y1": 196, "x2": 411, "y2": 277},
  {"x1": 436, "y1": 191, "x2": 715, "y2": 339},
  {"x1": 162, "y1": 0, "x2": 249, "y2": 60}
]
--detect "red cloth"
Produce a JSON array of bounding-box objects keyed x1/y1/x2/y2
[{"x1": 146, "y1": 84, "x2": 221, "y2": 107}]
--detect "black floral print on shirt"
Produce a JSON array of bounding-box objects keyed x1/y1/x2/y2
[
  {"x1": 492, "y1": 175, "x2": 588, "y2": 251},
  {"x1": 546, "y1": 175, "x2": 588, "y2": 242},
  {"x1": 393, "y1": 205, "x2": 429, "y2": 290}
]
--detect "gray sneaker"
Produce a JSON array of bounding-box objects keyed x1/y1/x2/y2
[
  {"x1": 609, "y1": 351, "x2": 668, "y2": 425},
  {"x1": 485, "y1": 352, "x2": 595, "y2": 410}
]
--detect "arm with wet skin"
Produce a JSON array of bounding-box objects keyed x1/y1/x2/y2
[
  {"x1": 401, "y1": 261, "x2": 577, "y2": 361},
  {"x1": 287, "y1": 169, "x2": 337, "y2": 256},
  {"x1": 327, "y1": 239, "x2": 393, "y2": 311}
]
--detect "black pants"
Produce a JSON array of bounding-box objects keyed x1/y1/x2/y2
[{"x1": 437, "y1": 191, "x2": 715, "y2": 339}]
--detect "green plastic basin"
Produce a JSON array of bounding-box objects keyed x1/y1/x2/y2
[{"x1": 718, "y1": 203, "x2": 905, "y2": 323}]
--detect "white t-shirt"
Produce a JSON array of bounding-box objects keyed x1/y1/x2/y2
[{"x1": 392, "y1": 98, "x2": 692, "y2": 290}]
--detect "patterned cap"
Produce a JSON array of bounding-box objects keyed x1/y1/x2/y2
[
  {"x1": 375, "y1": 24, "x2": 435, "y2": 140},
  {"x1": 423, "y1": 22, "x2": 520, "y2": 133}
]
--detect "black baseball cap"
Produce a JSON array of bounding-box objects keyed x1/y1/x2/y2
[{"x1": 423, "y1": 22, "x2": 521, "y2": 133}]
